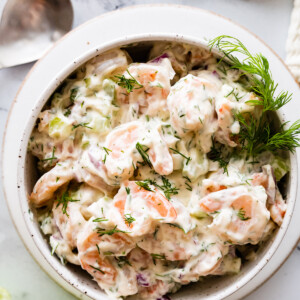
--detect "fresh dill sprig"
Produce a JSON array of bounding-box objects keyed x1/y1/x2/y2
[
  {"x1": 209, "y1": 35, "x2": 292, "y2": 112},
  {"x1": 136, "y1": 142, "x2": 152, "y2": 168},
  {"x1": 114, "y1": 70, "x2": 143, "y2": 93},
  {"x1": 236, "y1": 208, "x2": 251, "y2": 221},
  {"x1": 236, "y1": 113, "x2": 300, "y2": 157},
  {"x1": 207, "y1": 138, "x2": 229, "y2": 174},
  {"x1": 209, "y1": 35, "x2": 300, "y2": 158},
  {"x1": 56, "y1": 191, "x2": 80, "y2": 217}
]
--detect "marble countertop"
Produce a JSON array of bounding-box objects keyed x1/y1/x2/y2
[{"x1": 0, "y1": 0, "x2": 299, "y2": 299}]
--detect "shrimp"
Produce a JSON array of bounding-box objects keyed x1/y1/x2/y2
[
  {"x1": 30, "y1": 161, "x2": 75, "y2": 206},
  {"x1": 251, "y1": 165, "x2": 286, "y2": 226},
  {"x1": 139, "y1": 280, "x2": 175, "y2": 300},
  {"x1": 167, "y1": 73, "x2": 220, "y2": 152},
  {"x1": 138, "y1": 223, "x2": 198, "y2": 261},
  {"x1": 102, "y1": 121, "x2": 173, "y2": 182},
  {"x1": 30, "y1": 160, "x2": 114, "y2": 207},
  {"x1": 52, "y1": 200, "x2": 85, "y2": 249},
  {"x1": 170, "y1": 242, "x2": 224, "y2": 284},
  {"x1": 215, "y1": 86, "x2": 259, "y2": 147},
  {"x1": 109, "y1": 181, "x2": 177, "y2": 236},
  {"x1": 198, "y1": 185, "x2": 270, "y2": 244},
  {"x1": 117, "y1": 58, "x2": 175, "y2": 117},
  {"x1": 202, "y1": 178, "x2": 227, "y2": 196},
  {"x1": 77, "y1": 220, "x2": 138, "y2": 296},
  {"x1": 87, "y1": 48, "x2": 130, "y2": 78},
  {"x1": 269, "y1": 191, "x2": 286, "y2": 226}
]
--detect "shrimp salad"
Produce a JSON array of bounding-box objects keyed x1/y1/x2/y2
[{"x1": 28, "y1": 39, "x2": 294, "y2": 300}]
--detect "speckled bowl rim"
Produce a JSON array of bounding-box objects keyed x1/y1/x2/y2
[{"x1": 2, "y1": 4, "x2": 300, "y2": 300}]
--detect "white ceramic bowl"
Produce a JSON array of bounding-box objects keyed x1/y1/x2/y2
[{"x1": 2, "y1": 5, "x2": 300, "y2": 300}]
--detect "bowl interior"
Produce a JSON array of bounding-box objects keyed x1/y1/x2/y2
[{"x1": 22, "y1": 37, "x2": 295, "y2": 300}]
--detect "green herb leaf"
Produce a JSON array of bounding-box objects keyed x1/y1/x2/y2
[
  {"x1": 207, "y1": 139, "x2": 229, "y2": 174},
  {"x1": 103, "y1": 147, "x2": 112, "y2": 155},
  {"x1": 125, "y1": 187, "x2": 130, "y2": 195},
  {"x1": 114, "y1": 70, "x2": 143, "y2": 93},
  {"x1": 96, "y1": 225, "x2": 128, "y2": 236},
  {"x1": 93, "y1": 217, "x2": 108, "y2": 222},
  {"x1": 114, "y1": 256, "x2": 132, "y2": 268},
  {"x1": 209, "y1": 35, "x2": 292, "y2": 112},
  {"x1": 72, "y1": 122, "x2": 92, "y2": 130},
  {"x1": 41, "y1": 146, "x2": 57, "y2": 163},
  {"x1": 56, "y1": 191, "x2": 80, "y2": 217},
  {"x1": 236, "y1": 208, "x2": 251, "y2": 221},
  {"x1": 89, "y1": 265, "x2": 105, "y2": 274},
  {"x1": 135, "y1": 180, "x2": 155, "y2": 192},
  {"x1": 169, "y1": 147, "x2": 191, "y2": 165},
  {"x1": 124, "y1": 213, "x2": 135, "y2": 225},
  {"x1": 151, "y1": 253, "x2": 166, "y2": 260},
  {"x1": 136, "y1": 142, "x2": 152, "y2": 168},
  {"x1": 70, "y1": 87, "x2": 79, "y2": 103}
]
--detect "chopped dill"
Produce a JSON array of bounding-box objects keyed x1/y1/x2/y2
[
  {"x1": 236, "y1": 208, "x2": 251, "y2": 221},
  {"x1": 64, "y1": 108, "x2": 71, "y2": 117},
  {"x1": 207, "y1": 139, "x2": 229, "y2": 174},
  {"x1": 125, "y1": 187, "x2": 130, "y2": 195},
  {"x1": 135, "y1": 180, "x2": 155, "y2": 192},
  {"x1": 144, "y1": 177, "x2": 179, "y2": 200},
  {"x1": 169, "y1": 147, "x2": 191, "y2": 165},
  {"x1": 103, "y1": 146, "x2": 112, "y2": 155},
  {"x1": 72, "y1": 122, "x2": 92, "y2": 130},
  {"x1": 96, "y1": 244, "x2": 101, "y2": 255},
  {"x1": 93, "y1": 217, "x2": 108, "y2": 222},
  {"x1": 136, "y1": 142, "x2": 152, "y2": 168},
  {"x1": 114, "y1": 70, "x2": 143, "y2": 93},
  {"x1": 89, "y1": 265, "x2": 105, "y2": 274},
  {"x1": 151, "y1": 253, "x2": 166, "y2": 260},
  {"x1": 41, "y1": 146, "x2": 57, "y2": 163},
  {"x1": 96, "y1": 225, "x2": 128, "y2": 236},
  {"x1": 124, "y1": 213, "x2": 135, "y2": 225},
  {"x1": 115, "y1": 256, "x2": 132, "y2": 268},
  {"x1": 56, "y1": 191, "x2": 80, "y2": 217},
  {"x1": 70, "y1": 87, "x2": 79, "y2": 103}
]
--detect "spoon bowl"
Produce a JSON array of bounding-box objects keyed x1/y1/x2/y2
[{"x1": 0, "y1": 0, "x2": 73, "y2": 69}]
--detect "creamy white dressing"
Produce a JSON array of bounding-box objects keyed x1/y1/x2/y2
[{"x1": 28, "y1": 42, "x2": 289, "y2": 300}]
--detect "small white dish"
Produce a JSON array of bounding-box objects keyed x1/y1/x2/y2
[{"x1": 2, "y1": 4, "x2": 300, "y2": 300}]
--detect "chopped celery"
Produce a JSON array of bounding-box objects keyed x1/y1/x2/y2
[
  {"x1": 49, "y1": 117, "x2": 72, "y2": 139},
  {"x1": 183, "y1": 148, "x2": 208, "y2": 181},
  {"x1": 190, "y1": 211, "x2": 208, "y2": 219},
  {"x1": 271, "y1": 156, "x2": 290, "y2": 181},
  {"x1": 87, "y1": 113, "x2": 111, "y2": 134},
  {"x1": 84, "y1": 77, "x2": 91, "y2": 88},
  {"x1": 103, "y1": 79, "x2": 116, "y2": 100}
]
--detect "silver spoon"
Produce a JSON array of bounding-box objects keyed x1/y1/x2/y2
[{"x1": 0, "y1": 0, "x2": 73, "y2": 69}]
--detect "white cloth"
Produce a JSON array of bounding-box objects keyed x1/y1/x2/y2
[{"x1": 286, "y1": 0, "x2": 300, "y2": 82}]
